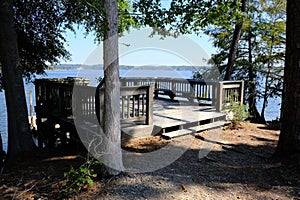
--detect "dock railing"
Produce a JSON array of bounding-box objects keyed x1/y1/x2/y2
[
  {"x1": 120, "y1": 77, "x2": 244, "y2": 111},
  {"x1": 72, "y1": 84, "x2": 154, "y2": 126},
  {"x1": 34, "y1": 77, "x2": 243, "y2": 147},
  {"x1": 35, "y1": 78, "x2": 154, "y2": 147},
  {"x1": 35, "y1": 78, "x2": 154, "y2": 126},
  {"x1": 215, "y1": 80, "x2": 244, "y2": 111},
  {"x1": 35, "y1": 77, "x2": 244, "y2": 122}
]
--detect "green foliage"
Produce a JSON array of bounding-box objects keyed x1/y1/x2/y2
[
  {"x1": 206, "y1": 0, "x2": 285, "y2": 121},
  {"x1": 133, "y1": 0, "x2": 247, "y2": 36},
  {"x1": 65, "y1": 0, "x2": 135, "y2": 42},
  {"x1": 0, "y1": 0, "x2": 136, "y2": 87},
  {"x1": 225, "y1": 100, "x2": 249, "y2": 127},
  {"x1": 14, "y1": 0, "x2": 71, "y2": 81},
  {"x1": 59, "y1": 160, "x2": 102, "y2": 198}
]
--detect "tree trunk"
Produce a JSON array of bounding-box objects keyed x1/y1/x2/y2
[
  {"x1": 103, "y1": 0, "x2": 123, "y2": 175},
  {"x1": 260, "y1": 67, "x2": 270, "y2": 123},
  {"x1": 0, "y1": 0, "x2": 35, "y2": 162},
  {"x1": 224, "y1": 0, "x2": 248, "y2": 80},
  {"x1": 276, "y1": 0, "x2": 300, "y2": 156},
  {"x1": 247, "y1": 34, "x2": 265, "y2": 123},
  {"x1": 261, "y1": 36, "x2": 275, "y2": 123}
]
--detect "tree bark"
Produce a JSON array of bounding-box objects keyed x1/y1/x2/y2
[
  {"x1": 247, "y1": 34, "x2": 265, "y2": 123},
  {"x1": 224, "y1": 0, "x2": 248, "y2": 80},
  {"x1": 0, "y1": 0, "x2": 35, "y2": 162},
  {"x1": 261, "y1": 36, "x2": 275, "y2": 123},
  {"x1": 103, "y1": 0, "x2": 123, "y2": 175},
  {"x1": 276, "y1": 0, "x2": 300, "y2": 156}
]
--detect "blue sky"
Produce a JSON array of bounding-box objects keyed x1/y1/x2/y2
[
  {"x1": 62, "y1": 28, "x2": 216, "y2": 66},
  {"x1": 62, "y1": 0, "x2": 217, "y2": 66}
]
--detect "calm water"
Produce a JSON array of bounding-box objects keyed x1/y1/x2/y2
[{"x1": 0, "y1": 69, "x2": 281, "y2": 151}]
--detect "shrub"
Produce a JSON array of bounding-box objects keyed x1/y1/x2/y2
[
  {"x1": 225, "y1": 100, "x2": 249, "y2": 128},
  {"x1": 59, "y1": 159, "x2": 102, "y2": 199}
]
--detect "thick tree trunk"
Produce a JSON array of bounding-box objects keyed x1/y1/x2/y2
[
  {"x1": 103, "y1": 0, "x2": 123, "y2": 175},
  {"x1": 224, "y1": 0, "x2": 248, "y2": 80},
  {"x1": 0, "y1": 0, "x2": 35, "y2": 162},
  {"x1": 276, "y1": 0, "x2": 300, "y2": 156}
]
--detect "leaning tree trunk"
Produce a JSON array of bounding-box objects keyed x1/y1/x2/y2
[
  {"x1": 276, "y1": 0, "x2": 300, "y2": 156},
  {"x1": 0, "y1": 0, "x2": 35, "y2": 162},
  {"x1": 224, "y1": 0, "x2": 248, "y2": 80},
  {"x1": 103, "y1": 0, "x2": 123, "y2": 175}
]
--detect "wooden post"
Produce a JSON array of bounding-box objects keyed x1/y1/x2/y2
[
  {"x1": 34, "y1": 80, "x2": 44, "y2": 148},
  {"x1": 29, "y1": 89, "x2": 34, "y2": 129},
  {"x1": 216, "y1": 82, "x2": 223, "y2": 112},
  {"x1": 146, "y1": 85, "x2": 154, "y2": 125},
  {"x1": 172, "y1": 81, "x2": 176, "y2": 92},
  {"x1": 154, "y1": 80, "x2": 159, "y2": 98},
  {"x1": 239, "y1": 81, "x2": 244, "y2": 105}
]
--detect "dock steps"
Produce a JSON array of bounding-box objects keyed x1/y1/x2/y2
[
  {"x1": 162, "y1": 120, "x2": 229, "y2": 139},
  {"x1": 121, "y1": 125, "x2": 161, "y2": 140}
]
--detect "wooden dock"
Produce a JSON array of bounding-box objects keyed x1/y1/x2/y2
[
  {"x1": 34, "y1": 77, "x2": 243, "y2": 148},
  {"x1": 122, "y1": 99, "x2": 227, "y2": 140}
]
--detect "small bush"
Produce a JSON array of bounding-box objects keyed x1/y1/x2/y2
[
  {"x1": 59, "y1": 159, "x2": 102, "y2": 199},
  {"x1": 225, "y1": 100, "x2": 249, "y2": 128}
]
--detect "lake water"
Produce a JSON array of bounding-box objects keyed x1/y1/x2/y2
[{"x1": 0, "y1": 69, "x2": 281, "y2": 151}]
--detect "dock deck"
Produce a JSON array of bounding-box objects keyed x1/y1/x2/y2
[
  {"x1": 34, "y1": 77, "x2": 242, "y2": 147},
  {"x1": 122, "y1": 99, "x2": 226, "y2": 139}
]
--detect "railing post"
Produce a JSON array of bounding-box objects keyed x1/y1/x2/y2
[
  {"x1": 239, "y1": 81, "x2": 244, "y2": 105},
  {"x1": 154, "y1": 80, "x2": 159, "y2": 98},
  {"x1": 216, "y1": 82, "x2": 223, "y2": 112},
  {"x1": 146, "y1": 85, "x2": 154, "y2": 125},
  {"x1": 172, "y1": 81, "x2": 176, "y2": 92}
]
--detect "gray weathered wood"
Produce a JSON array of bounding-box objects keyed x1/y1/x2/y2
[
  {"x1": 146, "y1": 85, "x2": 154, "y2": 125},
  {"x1": 162, "y1": 121, "x2": 228, "y2": 139}
]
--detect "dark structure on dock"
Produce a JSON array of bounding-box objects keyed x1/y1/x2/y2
[{"x1": 34, "y1": 77, "x2": 244, "y2": 148}]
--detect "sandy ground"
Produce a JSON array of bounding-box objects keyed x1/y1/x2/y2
[{"x1": 0, "y1": 122, "x2": 299, "y2": 199}]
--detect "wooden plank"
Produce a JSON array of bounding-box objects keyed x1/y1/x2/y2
[
  {"x1": 222, "y1": 84, "x2": 242, "y2": 89},
  {"x1": 162, "y1": 129, "x2": 193, "y2": 139},
  {"x1": 162, "y1": 121, "x2": 228, "y2": 139},
  {"x1": 121, "y1": 125, "x2": 160, "y2": 140},
  {"x1": 192, "y1": 121, "x2": 229, "y2": 132},
  {"x1": 153, "y1": 108, "x2": 225, "y2": 129}
]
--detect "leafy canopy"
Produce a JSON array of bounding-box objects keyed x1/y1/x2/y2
[{"x1": 0, "y1": 0, "x2": 135, "y2": 87}]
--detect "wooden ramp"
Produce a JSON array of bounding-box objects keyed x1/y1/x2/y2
[{"x1": 122, "y1": 99, "x2": 227, "y2": 140}]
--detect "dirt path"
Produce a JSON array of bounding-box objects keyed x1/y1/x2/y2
[{"x1": 1, "y1": 122, "x2": 299, "y2": 199}]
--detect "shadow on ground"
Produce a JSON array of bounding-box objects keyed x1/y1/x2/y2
[{"x1": 1, "y1": 123, "x2": 299, "y2": 199}]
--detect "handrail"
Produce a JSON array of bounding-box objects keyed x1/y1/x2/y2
[
  {"x1": 120, "y1": 77, "x2": 244, "y2": 111},
  {"x1": 35, "y1": 77, "x2": 244, "y2": 121},
  {"x1": 93, "y1": 85, "x2": 154, "y2": 126},
  {"x1": 35, "y1": 78, "x2": 154, "y2": 127},
  {"x1": 34, "y1": 77, "x2": 243, "y2": 148}
]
